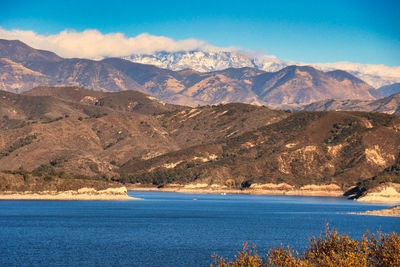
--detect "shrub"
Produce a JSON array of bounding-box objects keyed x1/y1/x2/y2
[
  {"x1": 225, "y1": 178, "x2": 235, "y2": 188},
  {"x1": 0, "y1": 135, "x2": 37, "y2": 159},
  {"x1": 44, "y1": 176, "x2": 54, "y2": 182},
  {"x1": 211, "y1": 226, "x2": 400, "y2": 267},
  {"x1": 33, "y1": 164, "x2": 56, "y2": 175}
]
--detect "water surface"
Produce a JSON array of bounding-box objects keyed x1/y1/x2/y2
[{"x1": 0, "y1": 192, "x2": 399, "y2": 266}]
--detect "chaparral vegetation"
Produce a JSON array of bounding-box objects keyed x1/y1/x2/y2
[{"x1": 211, "y1": 226, "x2": 400, "y2": 267}]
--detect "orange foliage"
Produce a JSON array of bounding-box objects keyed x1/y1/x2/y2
[{"x1": 211, "y1": 226, "x2": 400, "y2": 267}]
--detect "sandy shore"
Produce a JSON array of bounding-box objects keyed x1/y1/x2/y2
[
  {"x1": 356, "y1": 183, "x2": 400, "y2": 204},
  {"x1": 352, "y1": 206, "x2": 400, "y2": 217},
  {"x1": 0, "y1": 187, "x2": 139, "y2": 200},
  {"x1": 126, "y1": 183, "x2": 345, "y2": 197}
]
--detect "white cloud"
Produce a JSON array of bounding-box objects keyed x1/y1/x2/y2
[{"x1": 0, "y1": 27, "x2": 216, "y2": 58}]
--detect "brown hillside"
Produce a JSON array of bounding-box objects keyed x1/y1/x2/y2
[
  {"x1": 0, "y1": 39, "x2": 61, "y2": 63},
  {"x1": 252, "y1": 66, "x2": 377, "y2": 106},
  {"x1": 302, "y1": 93, "x2": 400, "y2": 115},
  {"x1": 23, "y1": 86, "x2": 186, "y2": 115},
  {"x1": 119, "y1": 111, "x2": 400, "y2": 189},
  {"x1": 0, "y1": 88, "x2": 288, "y2": 178},
  {"x1": 0, "y1": 89, "x2": 113, "y2": 129}
]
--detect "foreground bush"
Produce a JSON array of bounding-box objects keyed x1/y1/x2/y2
[{"x1": 211, "y1": 226, "x2": 400, "y2": 266}]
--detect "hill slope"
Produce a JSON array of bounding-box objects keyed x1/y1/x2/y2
[
  {"x1": 302, "y1": 93, "x2": 400, "y2": 115},
  {"x1": 379, "y1": 83, "x2": 400, "y2": 96},
  {"x1": 119, "y1": 111, "x2": 400, "y2": 189},
  {"x1": 0, "y1": 87, "x2": 288, "y2": 177},
  {"x1": 252, "y1": 66, "x2": 378, "y2": 107}
]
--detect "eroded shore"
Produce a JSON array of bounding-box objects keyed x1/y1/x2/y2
[{"x1": 0, "y1": 187, "x2": 138, "y2": 200}]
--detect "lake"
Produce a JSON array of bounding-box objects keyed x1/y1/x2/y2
[{"x1": 0, "y1": 191, "x2": 399, "y2": 266}]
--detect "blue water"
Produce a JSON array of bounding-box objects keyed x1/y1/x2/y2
[{"x1": 0, "y1": 192, "x2": 399, "y2": 266}]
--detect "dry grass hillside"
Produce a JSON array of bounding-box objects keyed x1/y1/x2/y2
[
  {"x1": 119, "y1": 111, "x2": 400, "y2": 190},
  {"x1": 0, "y1": 169, "x2": 122, "y2": 192},
  {"x1": 0, "y1": 87, "x2": 288, "y2": 180}
]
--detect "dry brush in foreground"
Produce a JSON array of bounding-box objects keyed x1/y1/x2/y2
[{"x1": 211, "y1": 226, "x2": 400, "y2": 267}]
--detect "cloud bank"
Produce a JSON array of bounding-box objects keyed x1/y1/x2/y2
[{"x1": 0, "y1": 27, "x2": 218, "y2": 58}]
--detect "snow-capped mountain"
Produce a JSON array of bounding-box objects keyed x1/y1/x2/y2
[
  {"x1": 124, "y1": 50, "x2": 286, "y2": 73},
  {"x1": 125, "y1": 51, "x2": 400, "y2": 88}
]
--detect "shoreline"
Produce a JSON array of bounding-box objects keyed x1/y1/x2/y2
[
  {"x1": 130, "y1": 185, "x2": 400, "y2": 217},
  {"x1": 0, "y1": 187, "x2": 139, "y2": 201},
  {"x1": 0, "y1": 195, "x2": 135, "y2": 200},
  {"x1": 126, "y1": 182, "x2": 400, "y2": 204},
  {"x1": 351, "y1": 206, "x2": 400, "y2": 217},
  {"x1": 355, "y1": 183, "x2": 400, "y2": 205},
  {"x1": 126, "y1": 184, "x2": 345, "y2": 197}
]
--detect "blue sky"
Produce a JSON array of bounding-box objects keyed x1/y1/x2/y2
[{"x1": 1, "y1": 0, "x2": 399, "y2": 65}]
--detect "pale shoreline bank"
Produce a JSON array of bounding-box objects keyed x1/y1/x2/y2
[
  {"x1": 0, "y1": 187, "x2": 139, "y2": 201},
  {"x1": 355, "y1": 183, "x2": 400, "y2": 205},
  {"x1": 126, "y1": 183, "x2": 345, "y2": 197},
  {"x1": 351, "y1": 206, "x2": 400, "y2": 217}
]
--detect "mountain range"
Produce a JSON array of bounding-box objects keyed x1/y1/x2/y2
[
  {"x1": 0, "y1": 39, "x2": 393, "y2": 109},
  {"x1": 125, "y1": 50, "x2": 400, "y2": 88}
]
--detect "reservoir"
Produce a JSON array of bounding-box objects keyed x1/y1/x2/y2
[{"x1": 0, "y1": 191, "x2": 399, "y2": 266}]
